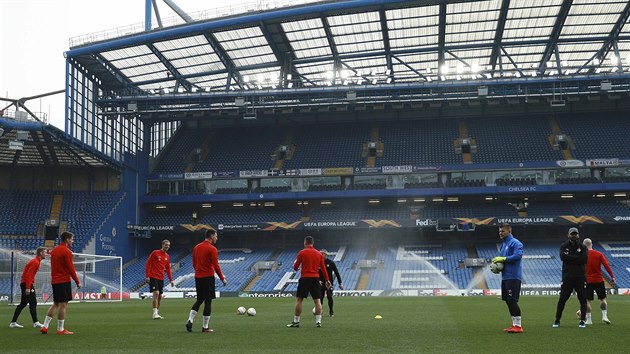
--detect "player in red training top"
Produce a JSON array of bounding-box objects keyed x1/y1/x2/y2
[
  {"x1": 186, "y1": 228, "x2": 227, "y2": 333},
  {"x1": 583, "y1": 238, "x2": 615, "y2": 324},
  {"x1": 287, "y1": 236, "x2": 330, "y2": 328},
  {"x1": 145, "y1": 239, "x2": 174, "y2": 319},
  {"x1": 9, "y1": 247, "x2": 47, "y2": 329},
  {"x1": 41, "y1": 231, "x2": 81, "y2": 335}
]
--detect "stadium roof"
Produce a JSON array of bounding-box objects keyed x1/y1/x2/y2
[
  {"x1": 65, "y1": 0, "x2": 630, "y2": 118},
  {"x1": 0, "y1": 116, "x2": 120, "y2": 168}
]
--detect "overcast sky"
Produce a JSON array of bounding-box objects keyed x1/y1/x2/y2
[{"x1": 1, "y1": 0, "x2": 305, "y2": 129}]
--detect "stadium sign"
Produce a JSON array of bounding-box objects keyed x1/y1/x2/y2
[
  {"x1": 496, "y1": 217, "x2": 555, "y2": 224},
  {"x1": 556, "y1": 160, "x2": 585, "y2": 168},
  {"x1": 299, "y1": 168, "x2": 322, "y2": 176},
  {"x1": 213, "y1": 171, "x2": 236, "y2": 178},
  {"x1": 239, "y1": 170, "x2": 268, "y2": 177},
  {"x1": 586, "y1": 158, "x2": 619, "y2": 167},
  {"x1": 302, "y1": 221, "x2": 358, "y2": 228},
  {"x1": 184, "y1": 172, "x2": 213, "y2": 179},
  {"x1": 382, "y1": 165, "x2": 413, "y2": 173}
]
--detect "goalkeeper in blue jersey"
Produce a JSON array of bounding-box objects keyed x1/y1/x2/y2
[{"x1": 492, "y1": 223, "x2": 524, "y2": 333}]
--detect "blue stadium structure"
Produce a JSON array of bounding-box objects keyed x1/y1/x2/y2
[{"x1": 2, "y1": 0, "x2": 630, "y2": 297}]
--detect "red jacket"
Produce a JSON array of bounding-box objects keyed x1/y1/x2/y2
[
  {"x1": 192, "y1": 240, "x2": 224, "y2": 281},
  {"x1": 145, "y1": 249, "x2": 173, "y2": 282},
  {"x1": 51, "y1": 243, "x2": 80, "y2": 286},
  {"x1": 586, "y1": 249, "x2": 614, "y2": 283},
  {"x1": 21, "y1": 256, "x2": 41, "y2": 290},
  {"x1": 294, "y1": 245, "x2": 329, "y2": 281}
]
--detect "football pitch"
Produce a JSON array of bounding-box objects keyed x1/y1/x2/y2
[{"x1": 1, "y1": 296, "x2": 628, "y2": 353}]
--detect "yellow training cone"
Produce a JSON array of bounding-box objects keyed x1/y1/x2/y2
[{"x1": 374, "y1": 315, "x2": 383, "y2": 319}]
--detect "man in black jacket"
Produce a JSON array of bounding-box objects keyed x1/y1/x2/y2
[
  {"x1": 553, "y1": 227, "x2": 588, "y2": 328},
  {"x1": 319, "y1": 250, "x2": 343, "y2": 317}
]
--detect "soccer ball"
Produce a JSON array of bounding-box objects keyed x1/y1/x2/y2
[
  {"x1": 489, "y1": 262, "x2": 504, "y2": 274},
  {"x1": 237, "y1": 306, "x2": 246, "y2": 315},
  {"x1": 576, "y1": 309, "x2": 581, "y2": 318},
  {"x1": 312, "y1": 306, "x2": 316, "y2": 315},
  {"x1": 246, "y1": 307, "x2": 256, "y2": 316}
]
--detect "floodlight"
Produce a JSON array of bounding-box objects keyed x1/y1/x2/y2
[
  {"x1": 593, "y1": 58, "x2": 600, "y2": 65},
  {"x1": 287, "y1": 82, "x2": 293, "y2": 88},
  {"x1": 325, "y1": 71, "x2": 334, "y2": 79},
  {"x1": 385, "y1": 69, "x2": 391, "y2": 76},
  {"x1": 386, "y1": 77, "x2": 392, "y2": 84},
  {"x1": 372, "y1": 79, "x2": 378, "y2": 85},
  {"x1": 440, "y1": 64, "x2": 449, "y2": 74},
  {"x1": 256, "y1": 74, "x2": 264, "y2": 82},
  {"x1": 470, "y1": 63, "x2": 479, "y2": 73},
  {"x1": 243, "y1": 75, "x2": 250, "y2": 83},
  {"x1": 340, "y1": 70, "x2": 349, "y2": 78},
  {"x1": 425, "y1": 68, "x2": 432, "y2": 74}
]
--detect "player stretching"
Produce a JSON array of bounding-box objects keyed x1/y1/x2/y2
[
  {"x1": 9, "y1": 247, "x2": 46, "y2": 329},
  {"x1": 145, "y1": 239, "x2": 174, "y2": 319},
  {"x1": 41, "y1": 232, "x2": 81, "y2": 335},
  {"x1": 583, "y1": 238, "x2": 615, "y2": 324},
  {"x1": 186, "y1": 228, "x2": 227, "y2": 333},
  {"x1": 287, "y1": 236, "x2": 330, "y2": 328}
]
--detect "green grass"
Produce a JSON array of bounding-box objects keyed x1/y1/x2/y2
[{"x1": 1, "y1": 296, "x2": 628, "y2": 353}]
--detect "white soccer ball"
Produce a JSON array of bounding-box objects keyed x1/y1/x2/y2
[
  {"x1": 576, "y1": 309, "x2": 581, "y2": 318},
  {"x1": 246, "y1": 307, "x2": 256, "y2": 316},
  {"x1": 237, "y1": 306, "x2": 246, "y2": 315},
  {"x1": 489, "y1": 262, "x2": 504, "y2": 274},
  {"x1": 312, "y1": 306, "x2": 316, "y2": 315}
]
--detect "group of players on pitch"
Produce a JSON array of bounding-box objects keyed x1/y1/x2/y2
[
  {"x1": 144, "y1": 232, "x2": 343, "y2": 331},
  {"x1": 492, "y1": 223, "x2": 615, "y2": 333},
  {"x1": 10, "y1": 224, "x2": 613, "y2": 334}
]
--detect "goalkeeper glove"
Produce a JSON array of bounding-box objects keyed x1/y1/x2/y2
[{"x1": 492, "y1": 256, "x2": 506, "y2": 263}]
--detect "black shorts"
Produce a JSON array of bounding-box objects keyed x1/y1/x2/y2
[
  {"x1": 296, "y1": 277, "x2": 322, "y2": 300},
  {"x1": 501, "y1": 279, "x2": 521, "y2": 302},
  {"x1": 19, "y1": 283, "x2": 37, "y2": 304},
  {"x1": 195, "y1": 277, "x2": 216, "y2": 301},
  {"x1": 149, "y1": 278, "x2": 164, "y2": 294},
  {"x1": 52, "y1": 282, "x2": 72, "y2": 303},
  {"x1": 586, "y1": 282, "x2": 607, "y2": 301}
]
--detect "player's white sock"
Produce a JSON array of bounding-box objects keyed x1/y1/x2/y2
[
  {"x1": 188, "y1": 310, "x2": 197, "y2": 323},
  {"x1": 586, "y1": 312, "x2": 592, "y2": 321},
  {"x1": 202, "y1": 316, "x2": 210, "y2": 329},
  {"x1": 315, "y1": 315, "x2": 322, "y2": 323},
  {"x1": 512, "y1": 316, "x2": 521, "y2": 327},
  {"x1": 58, "y1": 320, "x2": 64, "y2": 331},
  {"x1": 293, "y1": 315, "x2": 300, "y2": 323},
  {"x1": 153, "y1": 308, "x2": 158, "y2": 316},
  {"x1": 602, "y1": 310, "x2": 608, "y2": 319},
  {"x1": 43, "y1": 316, "x2": 52, "y2": 328}
]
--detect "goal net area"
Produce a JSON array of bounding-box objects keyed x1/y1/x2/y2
[{"x1": 4, "y1": 250, "x2": 123, "y2": 304}]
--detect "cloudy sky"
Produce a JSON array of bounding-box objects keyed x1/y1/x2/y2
[{"x1": 1, "y1": 0, "x2": 311, "y2": 129}]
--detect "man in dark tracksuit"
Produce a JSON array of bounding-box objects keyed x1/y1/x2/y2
[
  {"x1": 319, "y1": 250, "x2": 343, "y2": 317},
  {"x1": 553, "y1": 227, "x2": 588, "y2": 328}
]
